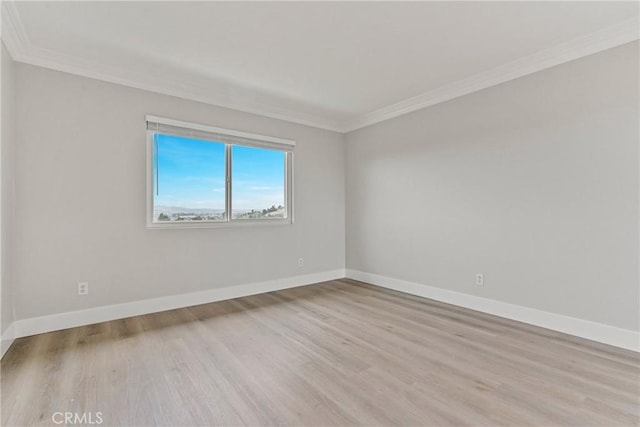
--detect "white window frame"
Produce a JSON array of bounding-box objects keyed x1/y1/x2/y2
[{"x1": 146, "y1": 115, "x2": 294, "y2": 229}]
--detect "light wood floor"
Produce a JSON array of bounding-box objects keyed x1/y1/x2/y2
[{"x1": 2, "y1": 279, "x2": 639, "y2": 426}]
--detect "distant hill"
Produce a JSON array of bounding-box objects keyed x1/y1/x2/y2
[
  {"x1": 154, "y1": 206, "x2": 225, "y2": 216},
  {"x1": 154, "y1": 205, "x2": 284, "y2": 221}
]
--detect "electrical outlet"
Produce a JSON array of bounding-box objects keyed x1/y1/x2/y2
[
  {"x1": 476, "y1": 274, "x2": 484, "y2": 286},
  {"x1": 298, "y1": 258, "x2": 304, "y2": 267},
  {"x1": 78, "y1": 282, "x2": 89, "y2": 296}
]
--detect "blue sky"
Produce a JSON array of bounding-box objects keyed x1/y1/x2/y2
[{"x1": 154, "y1": 134, "x2": 285, "y2": 211}]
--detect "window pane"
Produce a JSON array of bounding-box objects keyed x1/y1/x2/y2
[
  {"x1": 153, "y1": 133, "x2": 226, "y2": 222},
  {"x1": 232, "y1": 145, "x2": 286, "y2": 219}
]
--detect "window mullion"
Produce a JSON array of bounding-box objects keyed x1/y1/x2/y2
[
  {"x1": 226, "y1": 144, "x2": 232, "y2": 222},
  {"x1": 147, "y1": 120, "x2": 293, "y2": 228}
]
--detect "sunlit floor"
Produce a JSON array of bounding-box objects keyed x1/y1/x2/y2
[{"x1": 2, "y1": 279, "x2": 638, "y2": 426}]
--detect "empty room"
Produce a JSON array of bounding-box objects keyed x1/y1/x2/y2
[{"x1": 1, "y1": 1, "x2": 639, "y2": 426}]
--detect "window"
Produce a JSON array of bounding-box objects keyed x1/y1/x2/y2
[{"x1": 147, "y1": 115, "x2": 294, "y2": 228}]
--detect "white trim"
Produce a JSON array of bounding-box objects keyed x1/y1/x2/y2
[
  {"x1": 346, "y1": 269, "x2": 640, "y2": 352},
  {"x1": 1, "y1": 322, "x2": 15, "y2": 358},
  {"x1": 2, "y1": 1, "x2": 638, "y2": 133},
  {"x1": 146, "y1": 115, "x2": 296, "y2": 147},
  {"x1": 5, "y1": 269, "x2": 638, "y2": 354},
  {"x1": 342, "y1": 17, "x2": 640, "y2": 132},
  {"x1": 146, "y1": 124, "x2": 294, "y2": 228},
  {"x1": 9, "y1": 269, "x2": 345, "y2": 340},
  {"x1": 0, "y1": 3, "x2": 343, "y2": 133},
  {"x1": 146, "y1": 218, "x2": 293, "y2": 230},
  {"x1": 0, "y1": 1, "x2": 29, "y2": 61}
]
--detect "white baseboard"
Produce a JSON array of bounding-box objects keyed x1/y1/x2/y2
[
  {"x1": 6, "y1": 268, "x2": 637, "y2": 355},
  {"x1": 346, "y1": 269, "x2": 639, "y2": 352},
  {"x1": 1, "y1": 322, "x2": 16, "y2": 358},
  {"x1": 8, "y1": 269, "x2": 345, "y2": 342}
]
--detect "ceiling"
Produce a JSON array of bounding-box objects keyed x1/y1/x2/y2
[{"x1": 2, "y1": 1, "x2": 639, "y2": 132}]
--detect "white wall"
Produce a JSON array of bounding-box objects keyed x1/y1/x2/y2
[
  {"x1": 7, "y1": 40, "x2": 639, "y2": 347},
  {"x1": 346, "y1": 42, "x2": 639, "y2": 332},
  {"x1": 12, "y1": 63, "x2": 345, "y2": 320},
  {"x1": 1, "y1": 43, "x2": 15, "y2": 341}
]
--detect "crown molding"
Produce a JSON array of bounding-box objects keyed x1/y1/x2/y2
[
  {"x1": 341, "y1": 16, "x2": 640, "y2": 132},
  {"x1": 0, "y1": 2, "x2": 344, "y2": 133},
  {"x1": 0, "y1": 0, "x2": 29, "y2": 60},
  {"x1": 2, "y1": 1, "x2": 639, "y2": 134}
]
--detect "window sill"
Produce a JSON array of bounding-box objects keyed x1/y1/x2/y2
[{"x1": 146, "y1": 218, "x2": 293, "y2": 229}]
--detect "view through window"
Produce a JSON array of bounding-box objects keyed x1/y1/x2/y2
[
  {"x1": 154, "y1": 134, "x2": 226, "y2": 222},
  {"x1": 231, "y1": 145, "x2": 286, "y2": 219},
  {"x1": 148, "y1": 116, "x2": 293, "y2": 227}
]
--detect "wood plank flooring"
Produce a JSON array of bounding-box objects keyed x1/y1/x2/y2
[{"x1": 2, "y1": 279, "x2": 639, "y2": 426}]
